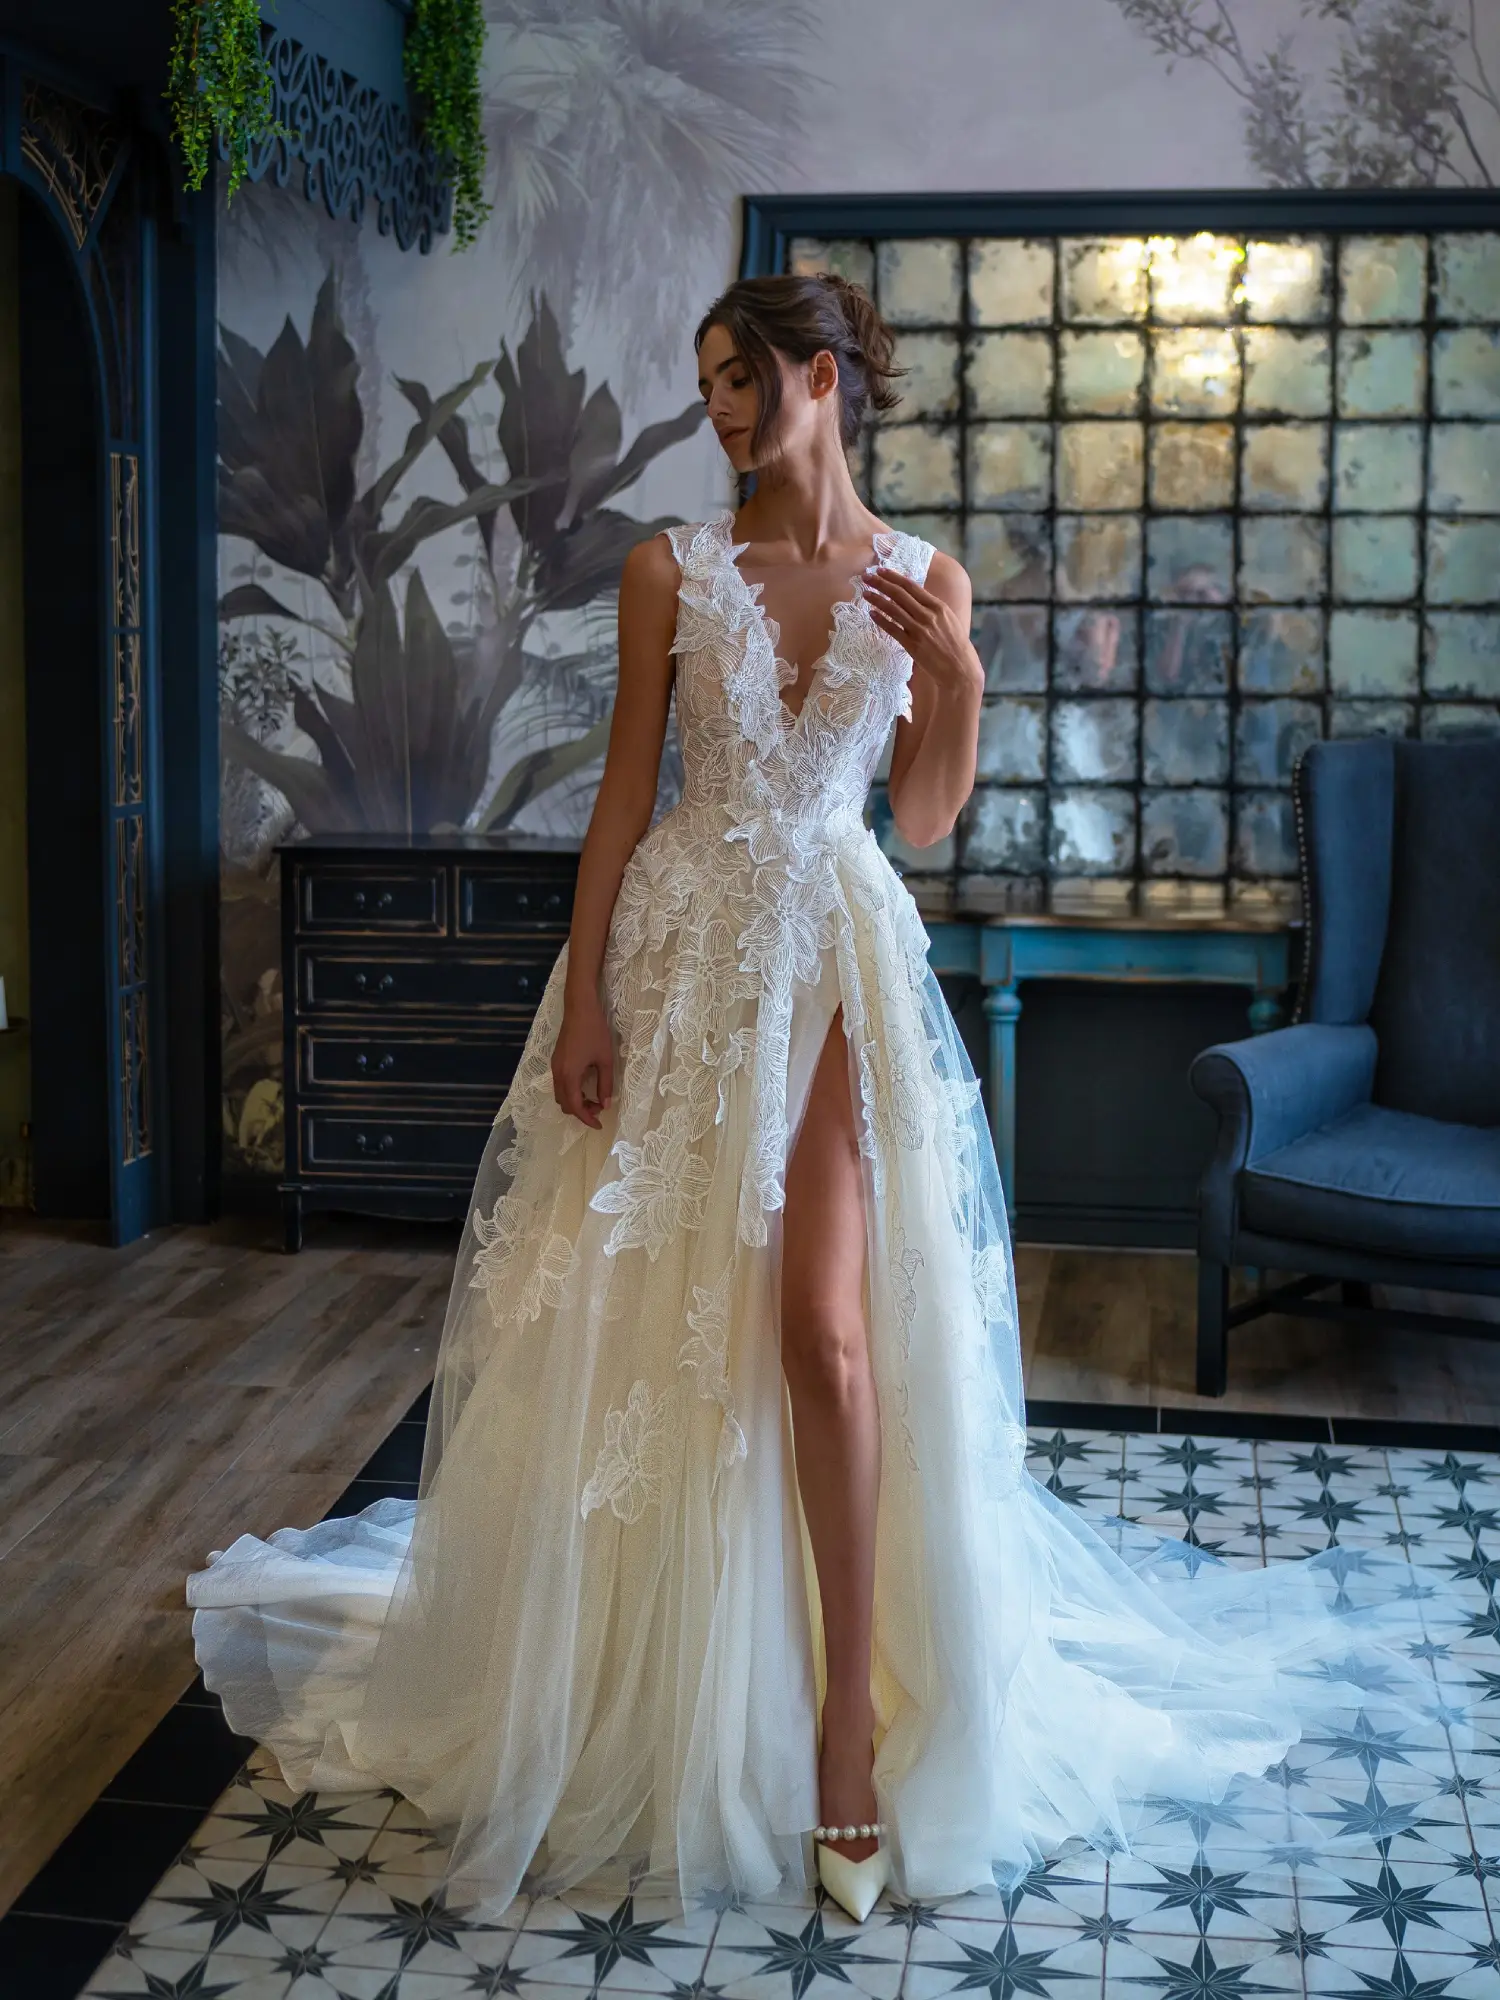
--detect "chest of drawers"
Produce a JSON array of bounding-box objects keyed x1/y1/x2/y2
[{"x1": 278, "y1": 834, "x2": 580, "y2": 1251}]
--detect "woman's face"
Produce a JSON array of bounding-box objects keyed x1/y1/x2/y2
[
  {"x1": 696, "y1": 321, "x2": 836, "y2": 477},
  {"x1": 696, "y1": 323, "x2": 758, "y2": 475}
]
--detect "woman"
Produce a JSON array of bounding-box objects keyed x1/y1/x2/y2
[{"x1": 189, "y1": 273, "x2": 1457, "y2": 1927}]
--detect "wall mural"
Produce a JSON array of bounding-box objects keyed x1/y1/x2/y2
[
  {"x1": 217, "y1": 0, "x2": 813, "y2": 1176},
  {"x1": 218, "y1": 279, "x2": 705, "y2": 1168},
  {"x1": 218, "y1": 0, "x2": 1500, "y2": 1179},
  {"x1": 1111, "y1": 0, "x2": 1497, "y2": 186}
]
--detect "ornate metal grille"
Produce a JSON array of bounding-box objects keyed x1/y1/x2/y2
[
  {"x1": 18, "y1": 79, "x2": 122, "y2": 249},
  {"x1": 111, "y1": 450, "x2": 150, "y2": 1162},
  {"x1": 787, "y1": 229, "x2": 1500, "y2": 923}
]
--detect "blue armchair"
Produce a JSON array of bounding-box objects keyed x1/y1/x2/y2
[{"x1": 1189, "y1": 737, "x2": 1500, "y2": 1397}]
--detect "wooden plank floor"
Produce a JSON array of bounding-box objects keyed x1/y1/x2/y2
[
  {"x1": 0, "y1": 1212, "x2": 452, "y2": 1914},
  {"x1": 4, "y1": 1217, "x2": 1500, "y2": 1914},
  {"x1": 1016, "y1": 1244, "x2": 1500, "y2": 1422}
]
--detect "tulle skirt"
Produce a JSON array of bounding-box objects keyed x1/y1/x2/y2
[{"x1": 187, "y1": 833, "x2": 1481, "y2": 1919}]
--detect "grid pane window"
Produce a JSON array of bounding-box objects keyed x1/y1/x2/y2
[{"x1": 789, "y1": 228, "x2": 1500, "y2": 922}]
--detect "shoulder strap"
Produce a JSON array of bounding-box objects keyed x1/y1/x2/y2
[
  {"x1": 877, "y1": 525, "x2": 937, "y2": 588},
  {"x1": 662, "y1": 521, "x2": 700, "y2": 570}
]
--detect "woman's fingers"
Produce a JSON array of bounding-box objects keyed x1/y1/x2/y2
[
  {"x1": 864, "y1": 600, "x2": 911, "y2": 642},
  {"x1": 866, "y1": 565, "x2": 940, "y2": 619},
  {"x1": 594, "y1": 1052, "x2": 614, "y2": 1110},
  {"x1": 864, "y1": 568, "x2": 938, "y2": 640},
  {"x1": 864, "y1": 589, "x2": 921, "y2": 647},
  {"x1": 553, "y1": 1056, "x2": 609, "y2": 1127}
]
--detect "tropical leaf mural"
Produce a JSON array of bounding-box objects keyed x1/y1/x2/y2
[
  {"x1": 1111, "y1": 0, "x2": 1498, "y2": 185},
  {"x1": 217, "y1": 273, "x2": 704, "y2": 1170},
  {"x1": 480, "y1": 0, "x2": 816, "y2": 380}
]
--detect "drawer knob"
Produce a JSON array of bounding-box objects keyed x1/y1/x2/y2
[
  {"x1": 354, "y1": 1131, "x2": 396, "y2": 1153},
  {"x1": 353, "y1": 1052, "x2": 397, "y2": 1074},
  {"x1": 516, "y1": 972, "x2": 531, "y2": 993},
  {"x1": 353, "y1": 891, "x2": 365, "y2": 911},
  {"x1": 545, "y1": 891, "x2": 562, "y2": 911},
  {"x1": 515, "y1": 890, "x2": 530, "y2": 910},
  {"x1": 352, "y1": 972, "x2": 396, "y2": 995},
  {"x1": 378, "y1": 890, "x2": 394, "y2": 910}
]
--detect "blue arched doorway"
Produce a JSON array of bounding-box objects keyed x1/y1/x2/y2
[{"x1": 2, "y1": 51, "x2": 222, "y2": 1245}]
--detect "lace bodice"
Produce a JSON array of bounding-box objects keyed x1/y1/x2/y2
[
  {"x1": 586, "y1": 509, "x2": 939, "y2": 1248},
  {"x1": 664, "y1": 510, "x2": 936, "y2": 840}
]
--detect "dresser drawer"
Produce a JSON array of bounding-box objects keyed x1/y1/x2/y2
[
  {"x1": 297, "y1": 1107, "x2": 494, "y2": 1180},
  {"x1": 297, "y1": 949, "x2": 557, "y2": 1013},
  {"x1": 296, "y1": 864, "x2": 446, "y2": 933},
  {"x1": 458, "y1": 868, "x2": 574, "y2": 934},
  {"x1": 298, "y1": 1027, "x2": 528, "y2": 1095}
]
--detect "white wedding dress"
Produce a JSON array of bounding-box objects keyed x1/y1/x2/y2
[{"x1": 188, "y1": 511, "x2": 1469, "y2": 1917}]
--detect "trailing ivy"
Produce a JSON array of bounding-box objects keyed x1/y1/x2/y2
[
  {"x1": 166, "y1": 0, "x2": 289, "y2": 199},
  {"x1": 404, "y1": 0, "x2": 491, "y2": 250}
]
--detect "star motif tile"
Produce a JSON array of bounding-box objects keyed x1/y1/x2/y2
[
  {"x1": 1294, "y1": 1856, "x2": 1495, "y2": 1954},
  {"x1": 127, "y1": 1856, "x2": 347, "y2": 1958},
  {"x1": 72, "y1": 1425, "x2": 1500, "y2": 2000},
  {"x1": 503, "y1": 1891, "x2": 719, "y2": 1993},
  {"x1": 1099, "y1": 1929, "x2": 1307, "y2": 1996},
  {"x1": 705, "y1": 1901, "x2": 905, "y2": 2000},
  {"x1": 79, "y1": 1944, "x2": 297, "y2": 1996},
  {"x1": 903, "y1": 1917, "x2": 1101, "y2": 2000},
  {"x1": 313, "y1": 1871, "x2": 527, "y2": 1979},
  {"x1": 1104, "y1": 1857, "x2": 1299, "y2": 1942}
]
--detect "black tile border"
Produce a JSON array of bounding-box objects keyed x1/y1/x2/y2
[
  {"x1": 0, "y1": 1401, "x2": 430, "y2": 1996},
  {"x1": 0, "y1": 1913, "x2": 128, "y2": 2000},
  {"x1": 9, "y1": 1381, "x2": 1500, "y2": 1995},
  {"x1": 1026, "y1": 1397, "x2": 1500, "y2": 1453}
]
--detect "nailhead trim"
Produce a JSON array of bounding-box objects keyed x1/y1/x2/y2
[
  {"x1": 1290, "y1": 746, "x2": 1314, "y2": 1026},
  {"x1": 813, "y1": 1822, "x2": 886, "y2": 1841}
]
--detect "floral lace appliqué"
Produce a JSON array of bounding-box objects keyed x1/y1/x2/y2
[
  {"x1": 470, "y1": 1192, "x2": 578, "y2": 1328},
  {"x1": 589, "y1": 1102, "x2": 715, "y2": 1259},
  {"x1": 887, "y1": 1218, "x2": 924, "y2": 1352},
  {"x1": 972, "y1": 1240, "x2": 1016, "y2": 1331},
  {"x1": 580, "y1": 1379, "x2": 676, "y2": 1523},
  {"x1": 677, "y1": 1262, "x2": 748, "y2": 1476}
]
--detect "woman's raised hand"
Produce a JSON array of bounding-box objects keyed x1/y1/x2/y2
[
  {"x1": 862, "y1": 564, "x2": 983, "y2": 699},
  {"x1": 552, "y1": 989, "x2": 615, "y2": 1128}
]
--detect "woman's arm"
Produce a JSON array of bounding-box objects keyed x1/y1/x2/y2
[
  {"x1": 551, "y1": 532, "x2": 679, "y2": 1125},
  {"x1": 864, "y1": 551, "x2": 985, "y2": 849}
]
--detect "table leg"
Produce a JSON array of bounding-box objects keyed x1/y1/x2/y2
[
  {"x1": 1248, "y1": 987, "x2": 1284, "y2": 1035},
  {"x1": 982, "y1": 982, "x2": 1022, "y2": 1211}
]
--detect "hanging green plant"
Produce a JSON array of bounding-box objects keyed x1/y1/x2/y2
[
  {"x1": 404, "y1": 0, "x2": 491, "y2": 251},
  {"x1": 166, "y1": 0, "x2": 290, "y2": 199}
]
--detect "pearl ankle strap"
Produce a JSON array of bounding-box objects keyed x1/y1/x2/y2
[{"x1": 814, "y1": 1822, "x2": 886, "y2": 1841}]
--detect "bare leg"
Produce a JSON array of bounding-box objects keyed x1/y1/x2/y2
[{"x1": 781, "y1": 1004, "x2": 881, "y2": 1864}]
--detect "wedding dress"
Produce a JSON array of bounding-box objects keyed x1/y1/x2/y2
[{"x1": 188, "y1": 510, "x2": 1474, "y2": 1918}]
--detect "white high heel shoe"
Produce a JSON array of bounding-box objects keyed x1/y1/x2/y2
[{"x1": 813, "y1": 1821, "x2": 890, "y2": 1922}]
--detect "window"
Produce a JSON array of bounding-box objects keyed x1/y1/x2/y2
[{"x1": 766, "y1": 207, "x2": 1500, "y2": 924}]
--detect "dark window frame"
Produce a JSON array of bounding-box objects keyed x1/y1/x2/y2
[{"x1": 739, "y1": 189, "x2": 1500, "y2": 925}]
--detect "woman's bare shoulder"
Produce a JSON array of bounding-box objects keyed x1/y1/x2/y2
[
  {"x1": 621, "y1": 529, "x2": 686, "y2": 600},
  {"x1": 921, "y1": 547, "x2": 973, "y2": 610}
]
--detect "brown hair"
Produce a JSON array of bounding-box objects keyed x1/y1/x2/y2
[{"x1": 694, "y1": 273, "x2": 903, "y2": 461}]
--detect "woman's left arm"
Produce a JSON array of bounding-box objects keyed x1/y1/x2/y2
[{"x1": 865, "y1": 552, "x2": 985, "y2": 849}]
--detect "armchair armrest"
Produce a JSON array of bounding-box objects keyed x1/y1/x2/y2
[{"x1": 1189, "y1": 1023, "x2": 1377, "y2": 1260}]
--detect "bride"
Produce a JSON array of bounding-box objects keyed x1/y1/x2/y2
[{"x1": 189, "y1": 270, "x2": 1460, "y2": 1927}]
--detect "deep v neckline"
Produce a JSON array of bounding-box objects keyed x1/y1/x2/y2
[{"x1": 727, "y1": 524, "x2": 891, "y2": 730}]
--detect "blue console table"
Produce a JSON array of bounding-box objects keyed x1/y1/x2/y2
[{"x1": 923, "y1": 918, "x2": 1294, "y2": 1210}]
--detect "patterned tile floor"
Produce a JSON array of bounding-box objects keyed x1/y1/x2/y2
[{"x1": 53, "y1": 1424, "x2": 1500, "y2": 1997}]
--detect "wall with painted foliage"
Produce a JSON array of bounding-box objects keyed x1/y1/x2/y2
[{"x1": 216, "y1": 0, "x2": 1500, "y2": 1176}]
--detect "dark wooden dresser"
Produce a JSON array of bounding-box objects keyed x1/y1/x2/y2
[{"x1": 278, "y1": 833, "x2": 580, "y2": 1251}]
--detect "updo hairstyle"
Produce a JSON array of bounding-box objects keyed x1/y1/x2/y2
[{"x1": 693, "y1": 272, "x2": 904, "y2": 460}]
